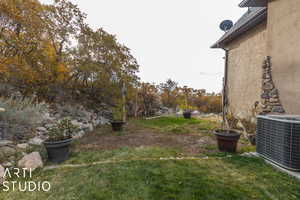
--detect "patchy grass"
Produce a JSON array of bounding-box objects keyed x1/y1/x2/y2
[
  {"x1": 65, "y1": 146, "x2": 182, "y2": 164},
  {"x1": 1, "y1": 152, "x2": 300, "y2": 200},
  {"x1": 133, "y1": 116, "x2": 219, "y2": 135},
  {"x1": 1, "y1": 117, "x2": 274, "y2": 200},
  {"x1": 70, "y1": 117, "x2": 253, "y2": 157}
]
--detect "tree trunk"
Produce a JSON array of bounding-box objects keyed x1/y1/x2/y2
[{"x1": 122, "y1": 81, "x2": 126, "y2": 122}]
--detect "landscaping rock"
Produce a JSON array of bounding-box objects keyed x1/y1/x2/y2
[
  {"x1": 71, "y1": 120, "x2": 83, "y2": 128},
  {"x1": 0, "y1": 146, "x2": 16, "y2": 156},
  {"x1": 0, "y1": 140, "x2": 13, "y2": 147},
  {"x1": 17, "y1": 143, "x2": 29, "y2": 149},
  {"x1": 82, "y1": 123, "x2": 93, "y2": 132},
  {"x1": 192, "y1": 110, "x2": 200, "y2": 115},
  {"x1": 36, "y1": 127, "x2": 47, "y2": 132},
  {"x1": 0, "y1": 165, "x2": 4, "y2": 185},
  {"x1": 261, "y1": 93, "x2": 269, "y2": 99},
  {"x1": 99, "y1": 117, "x2": 109, "y2": 125},
  {"x1": 18, "y1": 152, "x2": 43, "y2": 171},
  {"x1": 28, "y1": 137, "x2": 44, "y2": 146},
  {"x1": 44, "y1": 123, "x2": 54, "y2": 129},
  {"x1": 263, "y1": 82, "x2": 274, "y2": 90},
  {"x1": 73, "y1": 131, "x2": 85, "y2": 139},
  {"x1": 272, "y1": 106, "x2": 285, "y2": 113},
  {"x1": 2, "y1": 161, "x2": 13, "y2": 168},
  {"x1": 269, "y1": 98, "x2": 279, "y2": 103}
]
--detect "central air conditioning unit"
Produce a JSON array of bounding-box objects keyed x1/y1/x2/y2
[{"x1": 257, "y1": 115, "x2": 300, "y2": 171}]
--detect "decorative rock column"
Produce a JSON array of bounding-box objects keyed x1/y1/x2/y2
[{"x1": 261, "y1": 56, "x2": 285, "y2": 115}]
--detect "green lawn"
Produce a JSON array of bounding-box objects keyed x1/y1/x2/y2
[
  {"x1": 133, "y1": 116, "x2": 219, "y2": 134},
  {"x1": 1, "y1": 147, "x2": 300, "y2": 200},
  {"x1": 1, "y1": 117, "x2": 299, "y2": 200}
]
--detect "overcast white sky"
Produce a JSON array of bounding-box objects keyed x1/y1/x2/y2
[{"x1": 40, "y1": 0, "x2": 246, "y2": 92}]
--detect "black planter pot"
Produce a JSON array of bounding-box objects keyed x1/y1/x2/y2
[
  {"x1": 43, "y1": 138, "x2": 72, "y2": 163},
  {"x1": 111, "y1": 121, "x2": 125, "y2": 131},
  {"x1": 183, "y1": 112, "x2": 191, "y2": 119},
  {"x1": 214, "y1": 129, "x2": 241, "y2": 153}
]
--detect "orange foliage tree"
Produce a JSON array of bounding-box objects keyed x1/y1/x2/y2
[{"x1": 0, "y1": 0, "x2": 139, "y2": 108}]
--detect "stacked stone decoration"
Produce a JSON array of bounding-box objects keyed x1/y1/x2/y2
[{"x1": 261, "y1": 56, "x2": 285, "y2": 114}]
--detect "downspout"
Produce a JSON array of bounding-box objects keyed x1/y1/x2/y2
[{"x1": 222, "y1": 47, "x2": 229, "y2": 127}]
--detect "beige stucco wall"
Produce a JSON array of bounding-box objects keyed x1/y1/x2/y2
[
  {"x1": 267, "y1": 0, "x2": 300, "y2": 114},
  {"x1": 225, "y1": 22, "x2": 267, "y2": 118}
]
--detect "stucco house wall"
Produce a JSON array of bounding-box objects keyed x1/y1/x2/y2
[
  {"x1": 267, "y1": 0, "x2": 300, "y2": 114},
  {"x1": 225, "y1": 22, "x2": 267, "y2": 118}
]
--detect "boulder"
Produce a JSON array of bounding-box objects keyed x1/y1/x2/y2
[
  {"x1": 73, "y1": 131, "x2": 85, "y2": 139},
  {"x1": 0, "y1": 146, "x2": 16, "y2": 156},
  {"x1": 99, "y1": 117, "x2": 109, "y2": 125},
  {"x1": 0, "y1": 165, "x2": 4, "y2": 185},
  {"x1": 36, "y1": 127, "x2": 47, "y2": 132},
  {"x1": 82, "y1": 123, "x2": 93, "y2": 132},
  {"x1": 71, "y1": 120, "x2": 83, "y2": 128},
  {"x1": 0, "y1": 140, "x2": 13, "y2": 147},
  {"x1": 192, "y1": 110, "x2": 200, "y2": 115},
  {"x1": 2, "y1": 161, "x2": 13, "y2": 168},
  {"x1": 44, "y1": 124, "x2": 54, "y2": 129},
  {"x1": 17, "y1": 143, "x2": 29, "y2": 149},
  {"x1": 28, "y1": 137, "x2": 44, "y2": 146},
  {"x1": 88, "y1": 124, "x2": 94, "y2": 132},
  {"x1": 18, "y1": 152, "x2": 43, "y2": 171}
]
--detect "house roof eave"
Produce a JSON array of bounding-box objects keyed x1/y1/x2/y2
[{"x1": 239, "y1": 0, "x2": 268, "y2": 8}]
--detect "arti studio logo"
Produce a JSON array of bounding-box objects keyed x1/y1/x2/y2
[{"x1": 2, "y1": 168, "x2": 51, "y2": 192}]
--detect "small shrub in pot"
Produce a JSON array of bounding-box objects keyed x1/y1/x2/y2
[
  {"x1": 111, "y1": 106, "x2": 125, "y2": 132},
  {"x1": 44, "y1": 118, "x2": 79, "y2": 163},
  {"x1": 180, "y1": 105, "x2": 195, "y2": 119},
  {"x1": 214, "y1": 114, "x2": 241, "y2": 153}
]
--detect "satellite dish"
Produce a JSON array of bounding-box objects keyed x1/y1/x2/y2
[{"x1": 220, "y1": 20, "x2": 233, "y2": 32}]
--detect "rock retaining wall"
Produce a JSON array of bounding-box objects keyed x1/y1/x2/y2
[{"x1": 0, "y1": 103, "x2": 110, "y2": 172}]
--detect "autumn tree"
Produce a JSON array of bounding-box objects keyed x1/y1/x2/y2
[
  {"x1": 136, "y1": 83, "x2": 160, "y2": 117},
  {"x1": 0, "y1": 0, "x2": 139, "y2": 109},
  {"x1": 159, "y1": 79, "x2": 178, "y2": 109}
]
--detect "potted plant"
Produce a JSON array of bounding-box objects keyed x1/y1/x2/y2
[
  {"x1": 179, "y1": 86, "x2": 195, "y2": 119},
  {"x1": 214, "y1": 114, "x2": 241, "y2": 153},
  {"x1": 43, "y1": 118, "x2": 79, "y2": 163},
  {"x1": 180, "y1": 104, "x2": 194, "y2": 119},
  {"x1": 183, "y1": 108, "x2": 192, "y2": 119},
  {"x1": 111, "y1": 99, "x2": 125, "y2": 131},
  {"x1": 214, "y1": 129, "x2": 241, "y2": 153}
]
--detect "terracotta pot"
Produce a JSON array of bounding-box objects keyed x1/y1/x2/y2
[
  {"x1": 183, "y1": 112, "x2": 191, "y2": 119},
  {"x1": 214, "y1": 129, "x2": 241, "y2": 153},
  {"x1": 43, "y1": 138, "x2": 72, "y2": 163},
  {"x1": 111, "y1": 121, "x2": 125, "y2": 131}
]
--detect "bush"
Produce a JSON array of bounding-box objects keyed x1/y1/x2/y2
[{"x1": 0, "y1": 96, "x2": 48, "y2": 139}]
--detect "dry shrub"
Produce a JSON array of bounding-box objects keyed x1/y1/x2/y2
[
  {"x1": 225, "y1": 114, "x2": 240, "y2": 130},
  {"x1": 0, "y1": 96, "x2": 47, "y2": 134},
  {"x1": 240, "y1": 119, "x2": 257, "y2": 134}
]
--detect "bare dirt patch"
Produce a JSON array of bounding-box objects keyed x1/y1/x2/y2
[{"x1": 75, "y1": 123, "x2": 218, "y2": 155}]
